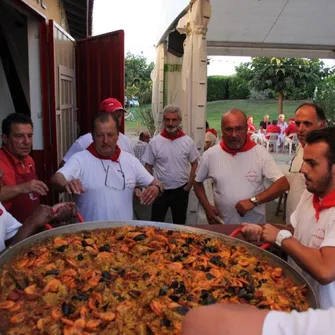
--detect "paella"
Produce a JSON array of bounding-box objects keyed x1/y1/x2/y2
[{"x1": 0, "y1": 225, "x2": 309, "y2": 334}]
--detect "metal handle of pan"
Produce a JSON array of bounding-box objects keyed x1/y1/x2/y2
[
  {"x1": 229, "y1": 228, "x2": 271, "y2": 250},
  {"x1": 44, "y1": 211, "x2": 84, "y2": 230}
]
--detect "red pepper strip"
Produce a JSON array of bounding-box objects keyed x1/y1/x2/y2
[
  {"x1": 45, "y1": 223, "x2": 53, "y2": 230},
  {"x1": 76, "y1": 212, "x2": 84, "y2": 223},
  {"x1": 229, "y1": 228, "x2": 270, "y2": 250}
]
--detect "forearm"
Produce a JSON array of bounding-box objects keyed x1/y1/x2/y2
[
  {"x1": 193, "y1": 182, "x2": 211, "y2": 210},
  {"x1": 281, "y1": 239, "x2": 335, "y2": 284},
  {"x1": 255, "y1": 176, "x2": 289, "y2": 205},
  {"x1": 0, "y1": 185, "x2": 23, "y2": 202},
  {"x1": 145, "y1": 163, "x2": 154, "y2": 176},
  {"x1": 50, "y1": 173, "x2": 68, "y2": 192},
  {"x1": 187, "y1": 162, "x2": 198, "y2": 188},
  {"x1": 9, "y1": 217, "x2": 41, "y2": 247}
]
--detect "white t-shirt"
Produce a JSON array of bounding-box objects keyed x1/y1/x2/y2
[
  {"x1": 0, "y1": 203, "x2": 21, "y2": 252},
  {"x1": 63, "y1": 132, "x2": 134, "y2": 162},
  {"x1": 263, "y1": 308, "x2": 335, "y2": 335},
  {"x1": 143, "y1": 134, "x2": 200, "y2": 190},
  {"x1": 195, "y1": 144, "x2": 284, "y2": 224},
  {"x1": 286, "y1": 145, "x2": 305, "y2": 225},
  {"x1": 290, "y1": 190, "x2": 335, "y2": 309},
  {"x1": 57, "y1": 150, "x2": 154, "y2": 222}
]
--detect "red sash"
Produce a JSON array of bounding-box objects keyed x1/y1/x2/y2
[
  {"x1": 160, "y1": 129, "x2": 186, "y2": 140},
  {"x1": 220, "y1": 137, "x2": 256, "y2": 156},
  {"x1": 312, "y1": 190, "x2": 335, "y2": 221},
  {"x1": 86, "y1": 143, "x2": 121, "y2": 162}
]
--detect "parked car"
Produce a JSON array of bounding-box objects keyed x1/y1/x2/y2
[{"x1": 129, "y1": 97, "x2": 139, "y2": 107}]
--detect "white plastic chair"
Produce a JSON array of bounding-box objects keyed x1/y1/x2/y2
[
  {"x1": 263, "y1": 133, "x2": 280, "y2": 153},
  {"x1": 282, "y1": 133, "x2": 299, "y2": 155}
]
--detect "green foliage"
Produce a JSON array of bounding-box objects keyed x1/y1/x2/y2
[
  {"x1": 207, "y1": 76, "x2": 230, "y2": 101},
  {"x1": 248, "y1": 57, "x2": 328, "y2": 99},
  {"x1": 313, "y1": 75, "x2": 335, "y2": 125},
  {"x1": 227, "y1": 76, "x2": 249, "y2": 99},
  {"x1": 125, "y1": 52, "x2": 154, "y2": 104}
]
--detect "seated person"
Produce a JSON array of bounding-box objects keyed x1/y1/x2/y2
[
  {"x1": 247, "y1": 116, "x2": 257, "y2": 133},
  {"x1": 265, "y1": 120, "x2": 281, "y2": 139},
  {"x1": 259, "y1": 114, "x2": 270, "y2": 132}
]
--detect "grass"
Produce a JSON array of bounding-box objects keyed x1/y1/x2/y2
[{"x1": 125, "y1": 99, "x2": 309, "y2": 133}]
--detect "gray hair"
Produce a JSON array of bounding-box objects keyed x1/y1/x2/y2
[{"x1": 163, "y1": 105, "x2": 182, "y2": 119}]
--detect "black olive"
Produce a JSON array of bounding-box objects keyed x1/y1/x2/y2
[
  {"x1": 238, "y1": 288, "x2": 248, "y2": 298},
  {"x1": 142, "y1": 272, "x2": 150, "y2": 280},
  {"x1": 230, "y1": 245, "x2": 237, "y2": 253},
  {"x1": 99, "y1": 244, "x2": 110, "y2": 252},
  {"x1": 167, "y1": 230, "x2": 173, "y2": 236},
  {"x1": 239, "y1": 270, "x2": 249, "y2": 277},
  {"x1": 186, "y1": 237, "x2": 194, "y2": 244},
  {"x1": 161, "y1": 319, "x2": 172, "y2": 327},
  {"x1": 62, "y1": 302, "x2": 74, "y2": 316},
  {"x1": 200, "y1": 291, "x2": 217, "y2": 305},
  {"x1": 173, "y1": 255, "x2": 183, "y2": 262},
  {"x1": 27, "y1": 251, "x2": 35, "y2": 258},
  {"x1": 81, "y1": 240, "x2": 89, "y2": 247},
  {"x1": 101, "y1": 271, "x2": 112, "y2": 282},
  {"x1": 77, "y1": 254, "x2": 84, "y2": 261},
  {"x1": 147, "y1": 325, "x2": 154, "y2": 335},
  {"x1": 56, "y1": 245, "x2": 68, "y2": 252},
  {"x1": 174, "y1": 283, "x2": 186, "y2": 295},
  {"x1": 255, "y1": 267, "x2": 264, "y2": 273},
  {"x1": 169, "y1": 295, "x2": 179, "y2": 302},
  {"x1": 227, "y1": 286, "x2": 235, "y2": 294},
  {"x1": 118, "y1": 269, "x2": 126, "y2": 278},
  {"x1": 128, "y1": 290, "x2": 141, "y2": 298},
  {"x1": 186, "y1": 294, "x2": 194, "y2": 301},
  {"x1": 46, "y1": 270, "x2": 60, "y2": 276},
  {"x1": 169, "y1": 280, "x2": 179, "y2": 289},
  {"x1": 159, "y1": 286, "x2": 169, "y2": 296},
  {"x1": 206, "y1": 273, "x2": 216, "y2": 280},
  {"x1": 261, "y1": 279, "x2": 267, "y2": 283},
  {"x1": 210, "y1": 256, "x2": 225, "y2": 267},
  {"x1": 198, "y1": 265, "x2": 211, "y2": 272},
  {"x1": 175, "y1": 306, "x2": 190, "y2": 315},
  {"x1": 134, "y1": 234, "x2": 146, "y2": 241},
  {"x1": 206, "y1": 246, "x2": 218, "y2": 253},
  {"x1": 72, "y1": 294, "x2": 88, "y2": 301},
  {"x1": 246, "y1": 284, "x2": 255, "y2": 294}
]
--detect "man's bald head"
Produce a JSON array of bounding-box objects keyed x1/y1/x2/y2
[
  {"x1": 221, "y1": 109, "x2": 248, "y2": 150},
  {"x1": 139, "y1": 131, "x2": 151, "y2": 143}
]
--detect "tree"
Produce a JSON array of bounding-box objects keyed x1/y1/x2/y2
[
  {"x1": 247, "y1": 57, "x2": 329, "y2": 114},
  {"x1": 125, "y1": 52, "x2": 154, "y2": 104}
]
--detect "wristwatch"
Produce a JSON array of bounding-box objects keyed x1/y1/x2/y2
[
  {"x1": 275, "y1": 230, "x2": 292, "y2": 247},
  {"x1": 249, "y1": 196, "x2": 259, "y2": 207}
]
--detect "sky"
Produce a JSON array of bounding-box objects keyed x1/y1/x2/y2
[{"x1": 93, "y1": 0, "x2": 335, "y2": 76}]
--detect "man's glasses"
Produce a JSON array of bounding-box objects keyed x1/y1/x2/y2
[{"x1": 101, "y1": 160, "x2": 125, "y2": 190}]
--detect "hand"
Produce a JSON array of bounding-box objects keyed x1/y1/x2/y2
[
  {"x1": 139, "y1": 185, "x2": 159, "y2": 206},
  {"x1": 28, "y1": 204, "x2": 54, "y2": 230},
  {"x1": 183, "y1": 184, "x2": 191, "y2": 192},
  {"x1": 241, "y1": 222, "x2": 263, "y2": 242},
  {"x1": 134, "y1": 187, "x2": 142, "y2": 198},
  {"x1": 52, "y1": 202, "x2": 77, "y2": 222},
  {"x1": 64, "y1": 179, "x2": 85, "y2": 195},
  {"x1": 235, "y1": 199, "x2": 255, "y2": 217},
  {"x1": 262, "y1": 224, "x2": 280, "y2": 244},
  {"x1": 19, "y1": 179, "x2": 49, "y2": 196},
  {"x1": 204, "y1": 204, "x2": 223, "y2": 224}
]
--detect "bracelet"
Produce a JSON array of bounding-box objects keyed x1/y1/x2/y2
[{"x1": 152, "y1": 184, "x2": 162, "y2": 194}]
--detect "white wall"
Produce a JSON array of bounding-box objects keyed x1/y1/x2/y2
[{"x1": 27, "y1": 17, "x2": 43, "y2": 150}]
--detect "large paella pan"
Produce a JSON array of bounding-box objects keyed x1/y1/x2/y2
[{"x1": 0, "y1": 221, "x2": 318, "y2": 334}]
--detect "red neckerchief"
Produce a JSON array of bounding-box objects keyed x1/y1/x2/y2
[
  {"x1": 160, "y1": 128, "x2": 186, "y2": 140},
  {"x1": 312, "y1": 190, "x2": 335, "y2": 221},
  {"x1": 220, "y1": 137, "x2": 256, "y2": 156},
  {"x1": 86, "y1": 143, "x2": 121, "y2": 162}
]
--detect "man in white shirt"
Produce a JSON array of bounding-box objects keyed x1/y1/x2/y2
[
  {"x1": 194, "y1": 109, "x2": 289, "y2": 224},
  {"x1": 243, "y1": 127, "x2": 335, "y2": 309},
  {"x1": 133, "y1": 131, "x2": 150, "y2": 165},
  {"x1": 50, "y1": 112, "x2": 163, "y2": 222},
  {"x1": 285, "y1": 103, "x2": 326, "y2": 224},
  {"x1": 60, "y1": 98, "x2": 134, "y2": 167},
  {"x1": 143, "y1": 105, "x2": 200, "y2": 225},
  {"x1": 182, "y1": 303, "x2": 335, "y2": 335}
]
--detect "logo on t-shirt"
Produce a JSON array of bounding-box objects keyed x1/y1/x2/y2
[
  {"x1": 311, "y1": 228, "x2": 325, "y2": 248},
  {"x1": 245, "y1": 171, "x2": 258, "y2": 182},
  {"x1": 126, "y1": 178, "x2": 136, "y2": 189}
]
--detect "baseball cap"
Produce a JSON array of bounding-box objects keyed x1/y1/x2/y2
[{"x1": 100, "y1": 98, "x2": 126, "y2": 114}]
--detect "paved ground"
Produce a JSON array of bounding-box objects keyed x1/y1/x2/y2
[{"x1": 127, "y1": 130, "x2": 294, "y2": 226}]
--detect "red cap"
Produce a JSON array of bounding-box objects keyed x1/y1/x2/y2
[
  {"x1": 289, "y1": 117, "x2": 295, "y2": 121},
  {"x1": 100, "y1": 98, "x2": 126, "y2": 114},
  {"x1": 206, "y1": 128, "x2": 218, "y2": 137}
]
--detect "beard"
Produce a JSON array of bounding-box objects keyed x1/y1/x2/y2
[{"x1": 305, "y1": 171, "x2": 332, "y2": 196}]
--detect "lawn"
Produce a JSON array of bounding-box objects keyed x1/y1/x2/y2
[{"x1": 125, "y1": 100, "x2": 309, "y2": 133}]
